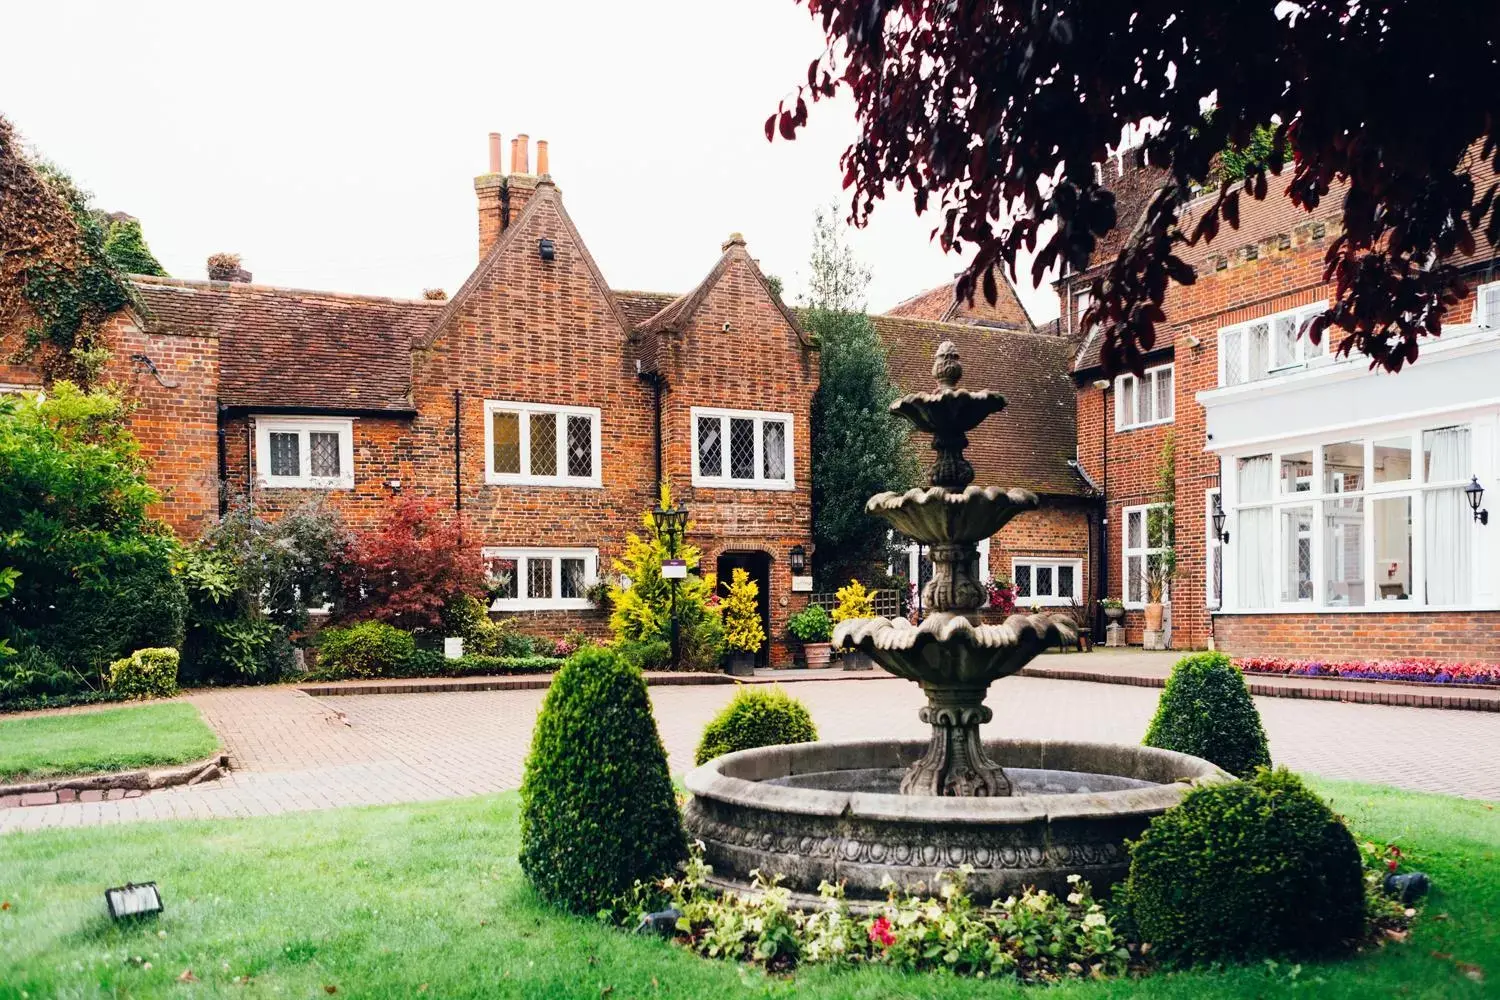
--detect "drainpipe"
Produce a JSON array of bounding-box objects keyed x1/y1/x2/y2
[
  {"x1": 653, "y1": 375, "x2": 663, "y2": 490},
  {"x1": 245, "y1": 417, "x2": 254, "y2": 514},
  {"x1": 453, "y1": 390, "x2": 463, "y2": 513},
  {"x1": 1096, "y1": 379, "x2": 1110, "y2": 636},
  {"x1": 216, "y1": 418, "x2": 228, "y2": 517}
]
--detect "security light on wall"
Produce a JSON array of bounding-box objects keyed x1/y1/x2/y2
[{"x1": 1092, "y1": 379, "x2": 1110, "y2": 390}]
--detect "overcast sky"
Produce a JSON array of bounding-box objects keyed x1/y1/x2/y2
[{"x1": 4, "y1": 1, "x2": 1059, "y2": 321}]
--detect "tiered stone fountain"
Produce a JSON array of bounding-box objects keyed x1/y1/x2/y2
[{"x1": 683, "y1": 342, "x2": 1225, "y2": 902}]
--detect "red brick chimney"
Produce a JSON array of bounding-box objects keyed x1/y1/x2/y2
[{"x1": 475, "y1": 131, "x2": 543, "y2": 259}]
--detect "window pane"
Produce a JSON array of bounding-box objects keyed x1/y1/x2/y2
[
  {"x1": 309, "y1": 432, "x2": 340, "y2": 478},
  {"x1": 1136, "y1": 376, "x2": 1150, "y2": 424},
  {"x1": 1119, "y1": 377, "x2": 1136, "y2": 427},
  {"x1": 729, "y1": 418, "x2": 755, "y2": 479},
  {"x1": 1247, "y1": 321, "x2": 1270, "y2": 380},
  {"x1": 1372, "y1": 436, "x2": 1412, "y2": 484},
  {"x1": 487, "y1": 557, "x2": 518, "y2": 600},
  {"x1": 1154, "y1": 367, "x2": 1173, "y2": 421},
  {"x1": 1323, "y1": 497, "x2": 1365, "y2": 607},
  {"x1": 1425, "y1": 486, "x2": 1472, "y2": 604},
  {"x1": 1280, "y1": 505, "x2": 1314, "y2": 603},
  {"x1": 1481, "y1": 287, "x2": 1500, "y2": 328},
  {"x1": 492, "y1": 411, "x2": 520, "y2": 475},
  {"x1": 1237, "y1": 506, "x2": 1274, "y2": 607},
  {"x1": 1036, "y1": 565, "x2": 1054, "y2": 597},
  {"x1": 1126, "y1": 509, "x2": 1143, "y2": 549},
  {"x1": 1126, "y1": 555, "x2": 1144, "y2": 603},
  {"x1": 527, "y1": 558, "x2": 553, "y2": 600},
  {"x1": 1374, "y1": 496, "x2": 1412, "y2": 603},
  {"x1": 1057, "y1": 564, "x2": 1074, "y2": 598},
  {"x1": 1014, "y1": 564, "x2": 1032, "y2": 598},
  {"x1": 1222, "y1": 328, "x2": 1244, "y2": 385},
  {"x1": 566, "y1": 415, "x2": 592, "y2": 478},
  {"x1": 1322, "y1": 441, "x2": 1364, "y2": 494},
  {"x1": 530, "y1": 413, "x2": 558, "y2": 477},
  {"x1": 697, "y1": 416, "x2": 722, "y2": 477},
  {"x1": 1279, "y1": 450, "x2": 1312, "y2": 494},
  {"x1": 1422, "y1": 426, "x2": 1470, "y2": 483},
  {"x1": 269, "y1": 432, "x2": 300, "y2": 477},
  {"x1": 762, "y1": 420, "x2": 787, "y2": 480},
  {"x1": 560, "y1": 558, "x2": 586, "y2": 599},
  {"x1": 1273, "y1": 314, "x2": 1298, "y2": 368}
]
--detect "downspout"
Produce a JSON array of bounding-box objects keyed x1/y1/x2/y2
[
  {"x1": 1098, "y1": 382, "x2": 1110, "y2": 636},
  {"x1": 453, "y1": 390, "x2": 463, "y2": 513},
  {"x1": 216, "y1": 417, "x2": 228, "y2": 517},
  {"x1": 245, "y1": 417, "x2": 254, "y2": 514},
  {"x1": 653, "y1": 374, "x2": 663, "y2": 491}
]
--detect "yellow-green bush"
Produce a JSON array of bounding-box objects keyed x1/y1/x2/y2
[{"x1": 106, "y1": 647, "x2": 180, "y2": 700}]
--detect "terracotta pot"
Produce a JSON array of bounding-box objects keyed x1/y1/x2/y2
[
  {"x1": 802, "y1": 642, "x2": 832, "y2": 669},
  {"x1": 1144, "y1": 601, "x2": 1164, "y2": 632}
]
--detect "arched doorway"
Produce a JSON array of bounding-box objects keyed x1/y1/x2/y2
[{"x1": 715, "y1": 550, "x2": 772, "y2": 667}]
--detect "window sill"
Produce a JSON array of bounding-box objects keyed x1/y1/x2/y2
[
  {"x1": 258, "y1": 478, "x2": 353, "y2": 490},
  {"x1": 484, "y1": 475, "x2": 603, "y2": 489},
  {"x1": 1016, "y1": 597, "x2": 1078, "y2": 608},
  {"x1": 1116, "y1": 418, "x2": 1174, "y2": 433},
  {"x1": 691, "y1": 478, "x2": 795, "y2": 491},
  {"x1": 490, "y1": 599, "x2": 596, "y2": 613}
]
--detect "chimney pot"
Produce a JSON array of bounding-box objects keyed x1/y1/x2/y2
[
  {"x1": 513, "y1": 134, "x2": 531, "y2": 174},
  {"x1": 487, "y1": 133, "x2": 503, "y2": 174},
  {"x1": 509, "y1": 138, "x2": 519, "y2": 173},
  {"x1": 535, "y1": 140, "x2": 549, "y2": 176}
]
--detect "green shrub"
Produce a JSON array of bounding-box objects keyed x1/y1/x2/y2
[
  {"x1": 695, "y1": 686, "x2": 818, "y2": 765},
  {"x1": 453, "y1": 654, "x2": 561, "y2": 676},
  {"x1": 0, "y1": 645, "x2": 79, "y2": 704},
  {"x1": 314, "y1": 621, "x2": 416, "y2": 679},
  {"x1": 520, "y1": 646, "x2": 686, "y2": 914},
  {"x1": 787, "y1": 604, "x2": 833, "y2": 643},
  {"x1": 615, "y1": 638, "x2": 672, "y2": 670},
  {"x1": 1125, "y1": 767, "x2": 1366, "y2": 964},
  {"x1": 106, "y1": 647, "x2": 181, "y2": 700},
  {"x1": 441, "y1": 594, "x2": 522, "y2": 657},
  {"x1": 1143, "y1": 651, "x2": 1270, "y2": 777},
  {"x1": 39, "y1": 555, "x2": 187, "y2": 678},
  {"x1": 180, "y1": 615, "x2": 294, "y2": 687}
]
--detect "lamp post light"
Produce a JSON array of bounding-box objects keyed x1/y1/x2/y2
[
  {"x1": 653, "y1": 503, "x2": 689, "y2": 669},
  {"x1": 1466, "y1": 476, "x2": 1489, "y2": 525},
  {"x1": 1211, "y1": 493, "x2": 1230, "y2": 544}
]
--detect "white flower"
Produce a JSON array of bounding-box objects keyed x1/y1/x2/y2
[
  {"x1": 1066, "y1": 873, "x2": 1082, "y2": 885},
  {"x1": 1067, "y1": 892, "x2": 1084, "y2": 905},
  {"x1": 1082, "y1": 911, "x2": 1108, "y2": 929},
  {"x1": 924, "y1": 903, "x2": 944, "y2": 921}
]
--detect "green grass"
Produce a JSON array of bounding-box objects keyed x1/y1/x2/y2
[
  {"x1": 0, "y1": 779, "x2": 1495, "y2": 998},
  {"x1": 0, "y1": 703, "x2": 219, "y2": 784}
]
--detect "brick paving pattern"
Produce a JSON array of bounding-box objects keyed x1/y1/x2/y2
[{"x1": 4, "y1": 674, "x2": 1497, "y2": 834}]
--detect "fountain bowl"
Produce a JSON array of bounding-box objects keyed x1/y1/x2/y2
[{"x1": 683, "y1": 738, "x2": 1228, "y2": 904}]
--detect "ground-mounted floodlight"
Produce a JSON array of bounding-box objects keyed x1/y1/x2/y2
[{"x1": 105, "y1": 882, "x2": 163, "y2": 920}]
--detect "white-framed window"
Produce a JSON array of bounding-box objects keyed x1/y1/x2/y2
[
  {"x1": 1122, "y1": 503, "x2": 1171, "y2": 608},
  {"x1": 1011, "y1": 558, "x2": 1081, "y2": 606},
  {"x1": 892, "y1": 536, "x2": 990, "y2": 586},
  {"x1": 1115, "y1": 364, "x2": 1174, "y2": 430},
  {"x1": 1218, "y1": 302, "x2": 1332, "y2": 387},
  {"x1": 1206, "y1": 488, "x2": 1222, "y2": 609},
  {"x1": 691, "y1": 407, "x2": 794, "y2": 489},
  {"x1": 482, "y1": 547, "x2": 598, "y2": 611},
  {"x1": 484, "y1": 400, "x2": 601, "y2": 487},
  {"x1": 1225, "y1": 422, "x2": 1478, "y2": 611},
  {"x1": 1472, "y1": 280, "x2": 1500, "y2": 329},
  {"x1": 254, "y1": 417, "x2": 354, "y2": 489}
]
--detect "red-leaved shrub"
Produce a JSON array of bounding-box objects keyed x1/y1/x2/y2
[{"x1": 341, "y1": 498, "x2": 485, "y2": 631}]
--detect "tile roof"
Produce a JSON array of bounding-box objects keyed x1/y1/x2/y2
[
  {"x1": 871, "y1": 314, "x2": 1087, "y2": 497},
  {"x1": 613, "y1": 289, "x2": 680, "y2": 327},
  {"x1": 885, "y1": 273, "x2": 1035, "y2": 332},
  {"x1": 130, "y1": 275, "x2": 439, "y2": 412}
]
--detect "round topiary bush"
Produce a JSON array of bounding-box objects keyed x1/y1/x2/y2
[
  {"x1": 106, "y1": 647, "x2": 181, "y2": 700},
  {"x1": 520, "y1": 646, "x2": 686, "y2": 914},
  {"x1": 1125, "y1": 767, "x2": 1366, "y2": 964},
  {"x1": 1143, "y1": 651, "x2": 1271, "y2": 777},
  {"x1": 695, "y1": 685, "x2": 818, "y2": 765},
  {"x1": 314, "y1": 621, "x2": 415, "y2": 679}
]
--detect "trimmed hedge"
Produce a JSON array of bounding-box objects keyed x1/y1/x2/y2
[
  {"x1": 1144, "y1": 651, "x2": 1271, "y2": 778},
  {"x1": 314, "y1": 621, "x2": 416, "y2": 680},
  {"x1": 615, "y1": 638, "x2": 672, "y2": 671},
  {"x1": 1125, "y1": 767, "x2": 1366, "y2": 964},
  {"x1": 695, "y1": 686, "x2": 818, "y2": 765},
  {"x1": 106, "y1": 647, "x2": 181, "y2": 700},
  {"x1": 399, "y1": 649, "x2": 564, "y2": 679},
  {"x1": 520, "y1": 646, "x2": 686, "y2": 914}
]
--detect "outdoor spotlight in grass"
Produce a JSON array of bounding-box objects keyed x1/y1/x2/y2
[{"x1": 105, "y1": 882, "x2": 163, "y2": 920}]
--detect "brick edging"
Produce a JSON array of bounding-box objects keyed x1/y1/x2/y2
[
  {"x1": 297, "y1": 671, "x2": 740, "y2": 697},
  {"x1": 1019, "y1": 665, "x2": 1500, "y2": 713},
  {"x1": 0, "y1": 755, "x2": 229, "y2": 810}
]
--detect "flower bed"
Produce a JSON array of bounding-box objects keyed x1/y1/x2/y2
[{"x1": 1236, "y1": 656, "x2": 1500, "y2": 687}]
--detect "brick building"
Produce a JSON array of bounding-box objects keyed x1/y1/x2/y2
[
  {"x1": 36, "y1": 133, "x2": 820, "y2": 664},
  {"x1": 1064, "y1": 153, "x2": 1500, "y2": 660}
]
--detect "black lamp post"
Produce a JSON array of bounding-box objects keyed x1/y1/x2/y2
[
  {"x1": 1466, "y1": 476, "x2": 1489, "y2": 525},
  {"x1": 653, "y1": 503, "x2": 689, "y2": 668}
]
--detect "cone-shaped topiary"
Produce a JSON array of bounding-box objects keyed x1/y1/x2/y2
[
  {"x1": 1143, "y1": 651, "x2": 1271, "y2": 777},
  {"x1": 520, "y1": 645, "x2": 686, "y2": 914},
  {"x1": 1125, "y1": 767, "x2": 1366, "y2": 964},
  {"x1": 720, "y1": 568, "x2": 765, "y2": 654},
  {"x1": 695, "y1": 685, "x2": 818, "y2": 765}
]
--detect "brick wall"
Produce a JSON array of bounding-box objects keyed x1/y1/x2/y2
[
  {"x1": 989, "y1": 500, "x2": 1094, "y2": 613},
  {"x1": 1214, "y1": 612, "x2": 1500, "y2": 662}
]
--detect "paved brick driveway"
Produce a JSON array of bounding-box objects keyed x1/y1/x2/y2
[{"x1": 4, "y1": 675, "x2": 1497, "y2": 834}]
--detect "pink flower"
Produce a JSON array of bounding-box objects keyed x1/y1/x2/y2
[{"x1": 868, "y1": 915, "x2": 895, "y2": 947}]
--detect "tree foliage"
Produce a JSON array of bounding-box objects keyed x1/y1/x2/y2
[
  {"x1": 102, "y1": 216, "x2": 167, "y2": 277},
  {"x1": 0, "y1": 115, "x2": 131, "y2": 384},
  {"x1": 774, "y1": 2, "x2": 1500, "y2": 375},
  {"x1": 342, "y1": 497, "x2": 485, "y2": 632},
  {"x1": 720, "y1": 567, "x2": 765, "y2": 655}
]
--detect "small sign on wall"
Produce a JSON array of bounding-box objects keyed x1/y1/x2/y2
[
  {"x1": 663, "y1": 559, "x2": 688, "y2": 580},
  {"x1": 791, "y1": 575, "x2": 813, "y2": 593}
]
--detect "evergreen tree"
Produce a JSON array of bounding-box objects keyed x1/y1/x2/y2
[{"x1": 102, "y1": 216, "x2": 167, "y2": 277}]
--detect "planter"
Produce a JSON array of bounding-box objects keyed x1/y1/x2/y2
[
  {"x1": 840, "y1": 650, "x2": 876, "y2": 672},
  {"x1": 725, "y1": 651, "x2": 757, "y2": 677},
  {"x1": 1103, "y1": 605, "x2": 1124, "y2": 624},
  {"x1": 802, "y1": 642, "x2": 832, "y2": 669},
  {"x1": 1143, "y1": 601, "x2": 1164, "y2": 632}
]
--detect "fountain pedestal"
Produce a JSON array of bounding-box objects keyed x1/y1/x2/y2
[{"x1": 906, "y1": 687, "x2": 1008, "y2": 796}]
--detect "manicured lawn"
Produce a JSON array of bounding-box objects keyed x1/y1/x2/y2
[
  {"x1": 0, "y1": 779, "x2": 1495, "y2": 998},
  {"x1": 0, "y1": 703, "x2": 219, "y2": 783}
]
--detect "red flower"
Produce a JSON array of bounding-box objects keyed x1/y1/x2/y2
[
  {"x1": 868, "y1": 915, "x2": 895, "y2": 947},
  {"x1": 1387, "y1": 858, "x2": 1399, "y2": 872}
]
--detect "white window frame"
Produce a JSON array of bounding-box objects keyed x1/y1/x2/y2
[
  {"x1": 892, "y1": 536, "x2": 990, "y2": 584},
  {"x1": 482, "y1": 547, "x2": 599, "y2": 611},
  {"x1": 1114, "y1": 364, "x2": 1174, "y2": 430},
  {"x1": 690, "y1": 407, "x2": 795, "y2": 490},
  {"x1": 1217, "y1": 302, "x2": 1333, "y2": 387},
  {"x1": 1205, "y1": 488, "x2": 1222, "y2": 609},
  {"x1": 1122, "y1": 503, "x2": 1171, "y2": 609},
  {"x1": 254, "y1": 416, "x2": 355, "y2": 489},
  {"x1": 483, "y1": 400, "x2": 602, "y2": 488},
  {"x1": 1010, "y1": 558, "x2": 1082, "y2": 607},
  {"x1": 1472, "y1": 280, "x2": 1500, "y2": 329},
  {"x1": 1220, "y1": 414, "x2": 1491, "y2": 613}
]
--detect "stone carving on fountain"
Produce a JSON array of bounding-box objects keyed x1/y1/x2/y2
[{"x1": 832, "y1": 341, "x2": 1074, "y2": 797}]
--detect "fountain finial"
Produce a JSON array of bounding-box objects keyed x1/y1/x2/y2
[{"x1": 933, "y1": 340, "x2": 963, "y2": 388}]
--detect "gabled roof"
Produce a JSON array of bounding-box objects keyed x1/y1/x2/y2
[
  {"x1": 885, "y1": 273, "x2": 1035, "y2": 332},
  {"x1": 614, "y1": 289, "x2": 679, "y2": 327},
  {"x1": 871, "y1": 314, "x2": 1087, "y2": 498},
  {"x1": 130, "y1": 275, "x2": 438, "y2": 412}
]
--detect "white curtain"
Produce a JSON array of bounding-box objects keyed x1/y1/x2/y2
[
  {"x1": 1237, "y1": 456, "x2": 1275, "y2": 608},
  {"x1": 1424, "y1": 427, "x2": 1471, "y2": 605}
]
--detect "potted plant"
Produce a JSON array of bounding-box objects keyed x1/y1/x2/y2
[
  {"x1": 720, "y1": 568, "x2": 764, "y2": 676},
  {"x1": 787, "y1": 605, "x2": 833, "y2": 669},
  {"x1": 1099, "y1": 597, "x2": 1125, "y2": 624},
  {"x1": 831, "y1": 579, "x2": 877, "y2": 670}
]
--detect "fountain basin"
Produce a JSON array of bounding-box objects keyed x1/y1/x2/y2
[{"x1": 683, "y1": 739, "x2": 1228, "y2": 903}]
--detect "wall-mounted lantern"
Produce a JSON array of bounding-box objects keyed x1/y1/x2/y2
[
  {"x1": 1211, "y1": 493, "x2": 1230, "y2": 544},
  {"x1": 788, "y1": 544, "x2": 807, "y2": 575},
  {"x1": 1466, "y1": 476, "x2": 1489, "y2": 525}
]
